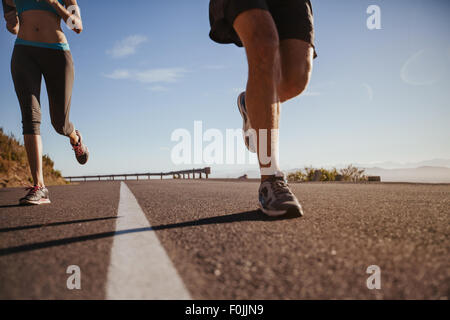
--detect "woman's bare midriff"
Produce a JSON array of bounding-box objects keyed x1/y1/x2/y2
[{"x1": 18, "y1": 10, "x2": 67, "y2": 43}]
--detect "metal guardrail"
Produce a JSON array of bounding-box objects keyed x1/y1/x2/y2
[{"x1": 64, "y1": 167, "x2": 211, "y2": 182}]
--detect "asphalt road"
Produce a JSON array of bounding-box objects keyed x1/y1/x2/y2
[{"x1": 0, "y1": 180, "x2": 448, "y2": 299}]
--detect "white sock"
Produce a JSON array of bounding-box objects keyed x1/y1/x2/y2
[{"x1": 259, "y1": 128, "x2": 281, "y2": 176}]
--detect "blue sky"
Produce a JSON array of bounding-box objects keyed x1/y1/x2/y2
[{"x1": 1, "y1": 0, "x2": 449, "y2": 177}]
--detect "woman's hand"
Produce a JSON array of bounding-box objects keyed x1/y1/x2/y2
[
  {"x1": 66, "y1": 6, "x2": 83, "y2": 34},
  {"x1": 71, "y1": 19, "x2": 83, "y2": 34},
  {"x1": 65, "y1": 0, "x2": 83, "y2": 34},
  {"x1": 4, "y1": 10, "x2": 19, "y2": 35},
  {"x1": 42, "y1": 0, "x2": 83, "y2": 34}
]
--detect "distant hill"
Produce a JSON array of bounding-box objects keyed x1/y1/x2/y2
[
  {"x1": 355, "y1": 159, "x2": 450, "y2": 169},
  {"x1": 213, "y1": 164, "x2": 450, "y2": 183},
  {"x1": 0, "y1": 128, "x2": 67, "y2": 188},
  {"x1": 363, "y1": 166, "x2": 450, "y2": 183}
]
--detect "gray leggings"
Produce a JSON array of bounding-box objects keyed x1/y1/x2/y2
[{"x1": 11, "y1": 44, "x2": 75, "y2": 136}]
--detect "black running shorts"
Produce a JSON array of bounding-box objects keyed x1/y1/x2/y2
[{"x1": 209, "y1": 0, "x2": 317, "y2": 58}]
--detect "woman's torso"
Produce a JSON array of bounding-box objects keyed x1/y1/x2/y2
[{"x1": 14, "y1": 0, "x2": 67, "y2": 44}]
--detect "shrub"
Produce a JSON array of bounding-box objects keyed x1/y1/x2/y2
[
  {"x1": 287, "y1": 165, "x2": 367, "y2": 182},
  {"x1": 339, "y1": 164, "x2": 368, "y2": 182}
]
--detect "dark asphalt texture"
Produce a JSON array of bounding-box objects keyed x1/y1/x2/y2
[
  {"x1": 0, "y1": 182, "x2": 119, "y2": 299},
  {"x1": 0, "y1": 180, "x2": 449, "y2": 299}
]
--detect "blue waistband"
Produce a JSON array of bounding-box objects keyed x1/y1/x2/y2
[{"x1": 15, "y1": 38, "x2": 70, "y2": 51}]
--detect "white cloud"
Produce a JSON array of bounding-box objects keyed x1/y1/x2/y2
[
  {"x1": 104, "y1": 68, "x2": 187, "y2": 84},
  {"x1": 135, "y1": 68, "x2": 186, "y2": 83},
  {"x1": 104, "y1": 69, "x2": 131, "y2": 80},
  {"x1": 148, "y1": 85, "x2": 168, "y2": 92},
  {"x1": 401, "y1": 48, "x2": 447, "y2": 86},
  {"x1": 107, "y1": 35, "x2": 148, "y2": 58},
  {"x1": 362, "y1": 83, "x2": 374, "y2": 101}
]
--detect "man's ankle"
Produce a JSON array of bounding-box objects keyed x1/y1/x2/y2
[{"x1": 261, "y1": 175, "x2": 273, "y2": 182}]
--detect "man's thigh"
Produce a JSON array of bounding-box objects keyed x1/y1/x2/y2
[{"x1": 233, "y1": 8, "x2": 278, "y2": 51}]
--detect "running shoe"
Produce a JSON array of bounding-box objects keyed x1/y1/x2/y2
[
  {"x1": 19, "y1": 186, "x2": 51, "y2": 205},
  {"x1": 258, "y1": 171, "x2": 304, "y2": 217},
  {"x1": 237, "y1": 92, "x2": 257, "y2": 153},
  {"x1": 72, "y1": 130, "x2": 89, "y2": 165}
]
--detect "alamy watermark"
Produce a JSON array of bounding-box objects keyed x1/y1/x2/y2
[
  {"x1": 170, "y1": 121, "x2": 281, "y2": 175},
  {"x1": 367, "y1": 5, "x2": 382, "y2": 30},
  {"x1": 366, "y1": 265, "x2": 381, "y2": 290},
  {"x1": 66, "y1": 265, "x2": 81, "y2": 290}
]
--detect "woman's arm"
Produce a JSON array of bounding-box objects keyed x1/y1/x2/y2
[
  {"x1": 44, "y1": 0, "x2": 83, "y2": 34},
  {"x1": 2, "y1": 0, "x2": 19, "y2": 35}
]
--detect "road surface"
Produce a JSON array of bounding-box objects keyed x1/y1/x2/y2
[{"x1": 0, "y1": 180, "x2": 448, "y2": 299}]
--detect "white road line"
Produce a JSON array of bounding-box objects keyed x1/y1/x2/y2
[{"x1": 105, "y1": 182, "x2": 192, "y2": 300}]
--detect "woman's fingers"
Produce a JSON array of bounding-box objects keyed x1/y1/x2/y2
[
  {"x1": 4, "y1": 10, "x2": 18, "y2": 26},
  {"x1": 4, "y1": 10, "x2": 16, "y2": 20}
]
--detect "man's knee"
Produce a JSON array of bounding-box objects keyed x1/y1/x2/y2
[
  {"x1": 282, "y1": 74, "x2": 310, "y2": 99},
  {"x1": 280, "y1": 65, "x2": 312, "y2": 101}
]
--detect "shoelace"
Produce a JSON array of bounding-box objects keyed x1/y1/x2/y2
[
  {"x1": 271, "y1": 178, "x2": 291, "y2": 196},
  {"x1": 73, "y1": 143, "x2": 84, "y2": 157},
  {"x1": 25, "y1": 185, "x2": 40, "y2": 196}
]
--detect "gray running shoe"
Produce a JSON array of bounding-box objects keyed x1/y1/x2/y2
[
  {"x1": 19, "y1": 186, "x2": 51, "y2": 205},
  {"x1": 72, "y1": 130, "x2": 89, "y2": 165},
  {"x1": 258, "y1": 172, "x2": 304, "y2": 217},
  {"x1": 237, "y1": 92, "x2": 257, "y2": 153}
]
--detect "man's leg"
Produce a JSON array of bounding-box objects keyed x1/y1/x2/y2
[
  {"x1": 233, "y1": 9, "x2": 281, "y2": 180},
  {"x1": 278, "y1": 39, "x2": 314, "y2": 103},
  {"x1": 233, "y1": 9, "x2": 303, "y2": 217}
]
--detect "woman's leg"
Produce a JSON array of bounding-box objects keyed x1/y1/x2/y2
[
  {"x1": 42, "y1": 50, "x2": 75, "y2": 139},
  {"x1": 42, "y1": 49, "x2": 89, "y2": 164},
  {"x1": 24, "y1": 134, "x2": 45, "y2": 187},
  {"x1": 68, "y1": 130, "x2": 79, "y2": 145},
  {"x1": 11, "y1": 45, "x2": 45, "y2": 187}
]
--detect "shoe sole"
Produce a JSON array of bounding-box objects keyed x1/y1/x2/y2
[
  {"x1": 258, "y1": 203, "x2": 304, "y2": 217},
  {"x1": 77, "y1": 146, "x2": 89, "y2": 165},
  {"x1": 20, "y1": 198, "x2": 51, "y2": 206},
  {"x1": 237, "y1": 93, "x2": 257, "y2": 153},
  {"x1": 74, "y1": 130, "x2": 89, "y2": 165}
]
